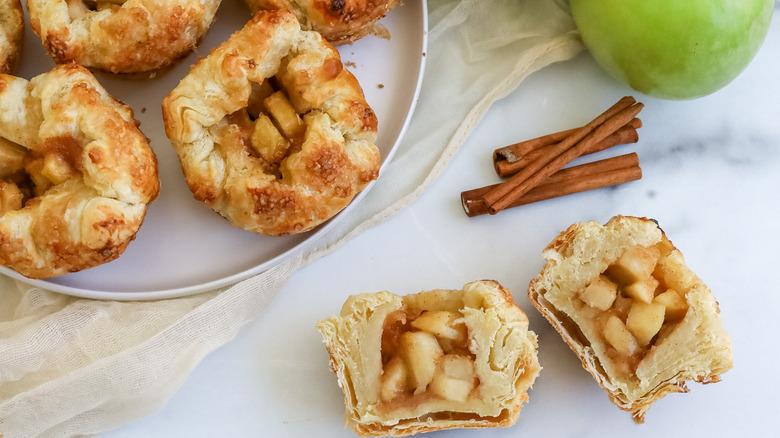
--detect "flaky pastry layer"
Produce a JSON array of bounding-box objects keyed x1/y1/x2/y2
[
  {"x1": 162, "y1": 9, "x2": 380, "y2": 236},
  {"x1": 245, "y1": 0, "x2": 399, "y2": 45},
  {"x1": 317, "y1": 280, "x2": 540, "y2": 437},
  {"x1": 28, "y1": 0, "x2": 221, "y2": 75},
  {"x1": 528, "y1": 215, "x2": 732, "y2": 422},
  {"x1": 0, "y1": 64, "x2": 159, "y2": 278}
]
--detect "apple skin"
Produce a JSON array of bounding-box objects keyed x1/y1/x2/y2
[{"x1": 570, "y1": 0, "x2": 774, "y2": 99}]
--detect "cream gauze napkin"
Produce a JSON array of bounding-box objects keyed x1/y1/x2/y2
[{"x1": 0, "y1": 1, "x2": 582, "y2": 436}]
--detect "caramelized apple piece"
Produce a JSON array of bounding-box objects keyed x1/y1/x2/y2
[
  {"x1": 430, "y1": 355, "x2": 477, "y2": 402},
  {"x1": 380, "y1": 355, "x2": 409, "y2": 402},
  {"x1": 624, "y1": 277, "x2": 659, "y2": 304},
  {"x1": 580, "y1": 275, "x2": 618, "y2": 310},
  {"x1": 608, "y1": 245, "x2": 660, "y2": 285},
  {"x1": 625, "y1": 301, "x2": 665, "y2": 347},
  {"x1": 264, "y1": 91, "x2": 305, "y2": 140},
  {"x1": 399, "y1": 331, "x2": 443, "y2": 393},
  {"x1": 653, "y1": 289, "x2": 688, "y2": 322},
  {"x1": 653, "y1": 251, "x2": 696, "y2": 293},
  {"x1": 251, "y1": 114, "x2": 290, "y2": 164},
  {"x1": 0, "y1": 182, "x2": 23, "y2": 215},
  {"x1": 410, "y1": 311, "x2": 467, "y2": 347},
  {"x1": 41, "y1": 154, "x2": 77, "y2": 186},
  {"x1": 247, "y1": 80, "x2": 275, "y2": 119},
  {"x1": 603, "y1": 315, "x2": 638, "y2": 356}
]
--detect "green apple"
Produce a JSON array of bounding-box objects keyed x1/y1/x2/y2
[{"x1": 570, "y1": 0, "x2": 774, "y2": 99}]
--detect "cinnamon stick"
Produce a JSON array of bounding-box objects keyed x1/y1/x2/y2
[
  {"x1": 481, "y1": 97, "x2": 643, "y2": 214},
  {"x1": 494, "y1": 118, "x2": 642, "y2": 178},
  {"x1": 493, "y1": 127, "x2": 579, "y2": 164},
  {"x1": 461, "y1": 153, "x2": 641, "y2": 217}
]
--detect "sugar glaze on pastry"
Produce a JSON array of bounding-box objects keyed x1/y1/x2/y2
[
  {"x1": 245, "y1": 0, "x2": 399, "y2": 45},
  {"x1": 317, "y1": 280, "x2": 540, "y2": 436},
  {"x1": 0, "y1": 64, "x2": 159, "y2": 278},
  {"x1": 162, "y1": 9, "x2": 380, "y2": 236},
  {"x1": 27, "y1": 0, "x2": 221, "y2": 75},
  {"x1": 528, "y1": 215, "x2": 732, "y2": 422}
]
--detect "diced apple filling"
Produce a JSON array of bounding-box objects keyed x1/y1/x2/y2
[
  {"x1": 379, "y1": 310, "x2": 477, "y2": 404},
  {"x1": 578, "y1": 241, "x2": 691, "y2": 369}
]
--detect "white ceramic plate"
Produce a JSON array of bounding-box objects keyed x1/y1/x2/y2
[{"x1": 1, "y1": 0, "x2": 428, "y2": 300}]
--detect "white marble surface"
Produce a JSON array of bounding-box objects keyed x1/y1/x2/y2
[{"x1": 105, "y1": 8, "x2": 780, "y2": 438}]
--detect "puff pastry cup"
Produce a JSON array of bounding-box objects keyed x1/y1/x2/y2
[
  {"x1": 317, "y1": 280, "x2": 540, "y2": 437},
  {"x1": 245, "y1": 0, "x2": 399, "y2": 45},
  {"x1": 162, "y1": 10, "x2": 380, "y2": 236},
  {"x1": 27, "y1": 0, "x2": 221, "y2": 75},
  {"x1": 528, "y1": 215, "x2": 732, "y2": 423},
  {"x1": 0, "y1": 0, "x2": 24, "y2": 73},
  {"x1": 0, "y1": 63, "x2": 159, "y2": 278}
]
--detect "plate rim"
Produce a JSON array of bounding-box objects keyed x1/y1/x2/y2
[{"x1": 1, "y1": 0, "x2": 429, "y2": 301}]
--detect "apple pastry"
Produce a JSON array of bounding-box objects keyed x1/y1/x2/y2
[
  {"x1": 0, "y1": 64, "x2": 159, "y2": 278},
  {"x1": 0, "y1": 0, "x2": 23, "y2": 74},
  {"x1": 27, "y1": 0, "x2": 221, "y2": 75},
  {"x1": 317, "y1": 280, "x2": 540, "y2": 436},
  {"x1": 528, "y1": 215, "x2": 732, "y2": 422},
  {"x1": 162, "y1": 9, "x2": 380, "y2": 236},
  {"x1": 244, "y1": 0, "x2": 399, "y2": 45}
]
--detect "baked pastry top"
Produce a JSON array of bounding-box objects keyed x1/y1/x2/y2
[
  {"x1": 245, "y1": 0, "x2": 399, "y2": 45},
  {"x1": 162, "y1": 9, "x2": 380, "y2": 236},
  {"x1": 0, "y1": 63, "x2": 159, "y2": 278},
  {"x1": 27, "y1": 0, "x2": 221, "y2": 75},
  {"x1": 317, "y1": 280, "x2": 540, "y2": 437},
  {"x1": 528, "y1": 215, "x2": 732, "y2": 423},
  {"x1": 0, "y1": 0, "x2": 24, "y2": 73}
]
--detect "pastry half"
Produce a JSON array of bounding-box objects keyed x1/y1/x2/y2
[
  {"x1": 162, "y1": 9, "x2": 380, "y2": 236},
  {"x1": 245, "y1": 0, "x2": 399, "y2": 45},
  {"x1": 317, "y1": 280, "x2": 540, "y2": 436},
  {"x1": 27, "y1": 0, "x2": 221, "y2": 75},
  {"x1": 528, "y1": 215, "x2": 732, "y2": 422},
  {"x1": 0, "y1": 64, "x2": 159, "y2": 278},
  {"x1": 0, "y1": 0, "x2": 24, "y2": 74}
]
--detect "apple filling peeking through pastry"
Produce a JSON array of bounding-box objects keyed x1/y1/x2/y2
[
  {"x1": 380, "y1": 309, "x2": 478, "y2": 404},
  {"x1": 577, "y1": 238, "x2": 691, "y2": 376},
  {"x1": 229, "y1": 78, "x2": 307, "y2": 179},
  {"x1": 317, "y1": 281, "x2": 539, "y2": 436},
  {"x1": 0, "y1": 137, "x2": 79, "y2": 215}
]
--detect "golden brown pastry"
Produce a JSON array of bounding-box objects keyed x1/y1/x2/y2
[
  {"x1": 27, "y1": 0, "x2": 221, "y2": 75},
  {"x1": 162, "y1": 10, "x2": 380, "y2": 236},
  {"x1": 0, "y1": 0, "x2": 24, "y2": 73},
  {"x1": 317, "y1": 280, "x2": 540, "y2": 436},
  {"x1": 0, "y1": 63, "x2": 159, "y2": 278},
  {"x1": 245, "y1": 0, "x2": 399, "y2": 45},
  {"x1": 528, "y1": 215, "x2": 732, "y2": 423}
]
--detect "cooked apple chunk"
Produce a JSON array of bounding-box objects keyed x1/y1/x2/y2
[
  {"x1": 430, "y1": 355, "x2": 477, "y2": 402},
  {"x1": 410, "y1": 310, "x2": 468, "y2": 348},
  {"x1": 580, "y1": 275, "x2": 617, "y2": 310},
  {"x1": 603, "y1": 314, "x2": 638, "y2": 355},
  {"x1": 399, "y1": 331, "x2": 443, "y2": 393},
  {"x1": 624, "y1": 276, "x2": 659, "y2": 304},
  {"x1": 381, "y1": 355, "x2": 409, "y2": 402},
  {"x1": 626, "y1": 301, "x2": 665, "y2": 347},
  {"x1": 653, "y1": 289, "x2": 688, "y2": 322},
  {"x1": 264, "y1": 90, "x2": 305, "y2": 140},
  {"x1": 251, "y1": 113, "x2": 290, "y2": 164},
  {"x1": 0, "y1": 182, "x2": 23, "y2": 215},
  {"x1": 607, "y1": 245, "x2": 660, "y2": 285}
]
